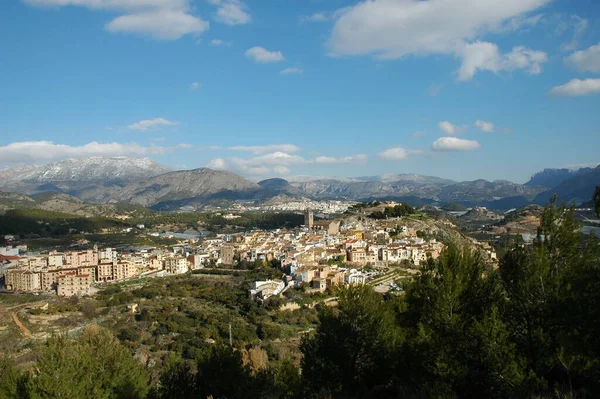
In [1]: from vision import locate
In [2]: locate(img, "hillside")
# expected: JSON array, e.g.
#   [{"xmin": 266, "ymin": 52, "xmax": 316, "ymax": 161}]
[
  {"xmin": 491, "ymin": 204, "xmax": 544, "ymax": 234},
  {"xmin": 111, "ymin": 168, "xmax": 263, "ymax": 208},
  {"xmin": 0, "ymin": 191, "xmax": 149, "ymax": 218},
  {"xmin": 438, "ymin": 180, "xmax": 545, "ymax": 205},
  {"xmin": 0, "ymin": 157, "xmax": 171, "ymax": 201},
  {"xmin": 533, "ymin": 166, "xmax": 600, "ymax": 205},
  {"xmin": 258, "ymin": 178, "xmax": 305, "ymax": 197},
  {"xmin": 0, "ymin": 157, "xmax": 595, "ymax": 210},
  {"xmin": 526, "ymin": 167, "xmax": 596, "ymax": 188}
]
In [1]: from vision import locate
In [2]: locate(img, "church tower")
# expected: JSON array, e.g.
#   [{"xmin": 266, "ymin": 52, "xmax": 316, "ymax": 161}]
[{"xmin": 304, "ymin": 209, "xmax": 314, "ymax": 229}]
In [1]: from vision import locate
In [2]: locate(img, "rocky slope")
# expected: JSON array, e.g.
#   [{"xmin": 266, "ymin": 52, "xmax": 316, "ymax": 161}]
[
  {"xmin": 0, "ymin": 157, "xmax": 171, "ymax": 201},
  {"xmin": 526, "ymin": 167, "xmax": 596, "ymax": 188},
  {"xmin": 257, "ymin": 178, "xmax": 305, "ymax": 197},
  {"xmin": 110, "ymin": 168, "xmax": 263, "ymax": 208},
  {"xmin": 0, "ymin": 157, "xmax": 596, "ymax": 210},
  {"xmin": 0, "ymin": 191, "xmax": 136, "ymax": 217},
  {"xmin": 533, "ymin": 165, "xmax": 600, "ymax": 205}
]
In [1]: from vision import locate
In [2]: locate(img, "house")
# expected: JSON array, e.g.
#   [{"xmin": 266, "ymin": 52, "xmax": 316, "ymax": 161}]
[
  {"xmin": 220, "ymin": 246, "xmax": 236, "ymax": 265},
  {"xmin": 57, "ymin": 272, "xmax": 93, "ymax": 297},
  {"xmin": 187, "ymin": 254, "xmax": 206, "ymax": 270},
  {"xmin": 347, "ymin": 248, "xmax": 368, "ymax": 265},
  {"xmin": 312, "ymin": 220, "xmax": 341, "ymax": 236},
  {"xmin": 0, "ymin": 255, "xmax": 20, "ymax": 279},
  {"xmin": 346, "ymin": 272, "xmax": 367, "ymax": 285},
  {"xmin": 0, "ymin": 246, "xmax": 19, "ymax": 256},
  {"xmin": 249, "ymin": 280, "xmax": 285, "ymax": 301},
  {"xmin": 312, "ymin": 278, "xmax": 327, "ymax": 291},
  {"xmin": 5, "ymin": 269, "xmax": 41, "ymax": 291},
  {"xmin": 165, "ymin": 256, "xmax": 188, "ymax": 274}
]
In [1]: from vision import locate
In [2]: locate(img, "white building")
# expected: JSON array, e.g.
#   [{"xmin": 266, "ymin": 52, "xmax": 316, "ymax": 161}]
[{"xmin": 165, "ymin": 256, "xmax": 189, "ymax": 274}]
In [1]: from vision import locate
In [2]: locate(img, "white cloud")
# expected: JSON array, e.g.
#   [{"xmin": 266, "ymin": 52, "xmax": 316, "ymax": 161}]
[
  {"xmin": 379, "ymin": 148, "xmax": 423, "ymax": 160},
  {"xmin": 280, "ymin": 67, "xmax": 303, "ymax": 75},
  {"xmin": 549, "ymin": 79, "xmax": 600, "ymax": 97},
  {"xmin": 245, "ymin": 47, "xmax": 285, "ymax": 63},
  {"xmin": 225, "ymin": 152, "xmax": 308, "ymax": 175},
  {"xmin": 228, "ymin": 144, "xmax": 300, "ymax": 154},
  {"xmin": 379, "ymin": 148, "xmax": 408, "ymax": 160},
  {"xmin": 209, "ymin": 151, "xmax": 367, "ymax": 175},
  {"xmin": 501, "ymin": 13, "xmax": 544, "ymax": 33},
  {"xmin": 273, "ymin": 166, "xmax": 290, "ymax": 175},
  {"xmin": 209, "ymin": 145, "xmax": 222, "ymax": 150},
  {"xmin": 190, "ymin": 82, "xmax": 201, "ymax": 90},
  {"xmin": 210, "ymin": 39, "xmax": 232, "ymax": 46},
  {"xmin": 127, "ymin": 118, "xmax": 179, "ymax": 131},
  {"xmin": 561, "ymin": 15, "xmax": 588, "ymax": 52},
  {"xmin": 300, "ymin": 12, "xmax": 328, "ymax": 23},
  {"xmin": 561, "ymin": 162, "xmax": 600, "ymax": 170},
  {"xmin": 432, "ymin": 137, "xmax": 481, "ymax": 152},
  {"xmin": 24, "ymin": 0, "xmax": 209, "ymax": 40},
  {"xmin": 457, "ymin": 42, "xmax": 548, "ymax": 81},
  {"xmin": 475, "ymin": 120, "xmax": 495, "ymax": 133},
  {"xmin": 208, "ymin": 158, "xmax": 227, "ymax": 169},
  {"xmin": 428, "ymin": 84, "xmax": 443, "ymax": 97},
  {"xmin": 209, "ymin": 0, "xmax": 251, "ymax": 25},
  {"xmin": 314, "ymin": 154, "xmax": 368, "ymax": 164},
  {"xmin": 0, "ymin": 141, "xmax": 170, "ymax": 164},
  {"xmin": 564, "ymin": 42, "xmax": 600, "ymax": 73},
  {"xmin": 438, "ymin": 121, "xmax": 467, "ymax": 135},
  {"xmin": 412, "ymin": 130, "xmax": 426, "ymax": 138},
  {"xmin": 327, "ymin": 0, "xmax": 549, "ymax": 80}
]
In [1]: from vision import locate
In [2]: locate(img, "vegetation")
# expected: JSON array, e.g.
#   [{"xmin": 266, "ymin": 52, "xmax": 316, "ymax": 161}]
[
  {"xmin": 0, "ymin": 209, "xmax": 131, "ymax": 236},
  {"xmin": 441, "ymin": 203, "xmax": 467, "ymax": 212},
  {"xmin": 1, "ymin": 199, "xmax": 599, "ymax": 398},
  {"xmin": 349, "ymin": 201, "xmax": 381, "ymax": 210},
  {"xmin": 368, "ymin": 203, "xmax": 415, "ymax": 220}
]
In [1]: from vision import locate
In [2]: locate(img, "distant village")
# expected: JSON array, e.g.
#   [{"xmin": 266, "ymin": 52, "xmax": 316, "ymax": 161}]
[{"xmin": 1, "ymin": 204, "xmax": 500, "ymax": 300}]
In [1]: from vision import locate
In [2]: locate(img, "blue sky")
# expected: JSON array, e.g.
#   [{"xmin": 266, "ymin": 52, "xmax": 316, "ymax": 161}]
[{"xmin": 0, "ymin": 0, "xmax": 599, "ymax": 183}]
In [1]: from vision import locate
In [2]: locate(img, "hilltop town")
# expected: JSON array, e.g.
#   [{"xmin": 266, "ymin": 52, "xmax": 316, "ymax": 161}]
[{"xmin": 1, "ymin": 202, "xmax": 500, "ymax": 301}]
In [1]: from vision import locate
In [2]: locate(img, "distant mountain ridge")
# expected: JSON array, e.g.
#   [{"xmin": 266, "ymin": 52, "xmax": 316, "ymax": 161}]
[
  {"xmin": 533, "ymin": 165, "xmax": 600, "ymax": 205},
  {"xmin": 0, "ymin": 157, "xmax": 597, "ymax": 210},
  {"xmin": 526, "ymin": 167, "xmax": 596, "ymax": 188},
  {"xmin": 0, "ymin": 157, "xmax": 170, "ymax": 185},
  {"xmin": 110, "ymin": 168, "xmax": 263, "ymax": 209},
  {"xmin": 0, "ymin": 157, "xmax": 171, "ymax": 201}
]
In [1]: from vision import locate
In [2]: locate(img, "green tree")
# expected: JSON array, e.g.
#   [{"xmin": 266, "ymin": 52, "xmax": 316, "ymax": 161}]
[
  {"xmin": 253, "ymin": 360, "xmax": 302, "ymax": 399},
  {"xmin": 0, "ymin": 357, "xmax": 26, "ymax": 399},
  {"xmin": 499, "ymin": 197, "xmax": 600, "ymax": 395},
  {"xmin": 402, "ymin": 244, "xmax": 521, "ymax": 397},
  {"xmin": 300, "ymin": 285, "xmax": 401, "ymax": 398},
  {"xmin": 151, "ymin": 355, "xmax": 196, "ymax": 399},
  {"xmin": 25, "ymin": 326, "xmax": 149, "ymax": 399},
  {"xmin": 195, "ymin": 344, "xmax": 252, "ymax": 399},
  {"xmin": 79, "ymin": 298, "xmax": 97, "ymax": 319}
]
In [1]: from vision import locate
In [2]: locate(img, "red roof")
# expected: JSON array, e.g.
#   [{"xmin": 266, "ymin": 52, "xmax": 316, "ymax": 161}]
[{"xmin": 0, "ymin": 255, "xmax": 20, "ymax": 261}]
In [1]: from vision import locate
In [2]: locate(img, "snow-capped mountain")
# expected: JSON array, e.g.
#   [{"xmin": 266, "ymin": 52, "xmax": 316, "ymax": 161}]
[
  {"xmin": 0, "ymin": 157, "xmax": 170, "ymax": 185},
  {"xmin": 0, "ymin": 157, "xmax": 171, "ymax": 201}
]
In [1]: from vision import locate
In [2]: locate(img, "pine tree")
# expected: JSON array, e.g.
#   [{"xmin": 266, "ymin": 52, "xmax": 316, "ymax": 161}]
[{"xmin": 300, "ymin": 285, "xmax": 401, "ymax": 398}]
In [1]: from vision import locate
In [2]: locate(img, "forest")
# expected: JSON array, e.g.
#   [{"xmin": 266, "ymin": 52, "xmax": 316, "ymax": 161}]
[{"xmin": 1, "ymin": 198, "xmax": 600, "ymax": 398}]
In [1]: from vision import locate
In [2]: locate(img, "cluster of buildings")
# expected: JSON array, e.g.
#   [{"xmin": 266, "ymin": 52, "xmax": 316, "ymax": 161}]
[
  {"xmin": 1, "ymin": 245, "xmax": 204, "ymax": 296},
  {"xmin": 1, "ymin": 207, "xmax": 447, "ymax": 299}
]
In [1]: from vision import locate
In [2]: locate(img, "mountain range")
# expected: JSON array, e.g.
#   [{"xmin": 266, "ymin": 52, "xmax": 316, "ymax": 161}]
[{"xmin": 0, "ymin": 157, "xmax": 597, "ymax": 210}]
